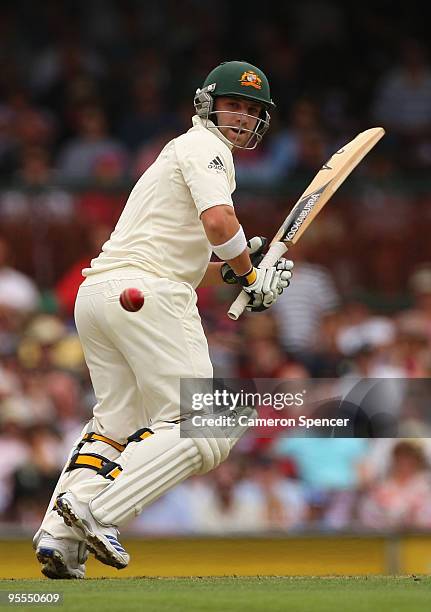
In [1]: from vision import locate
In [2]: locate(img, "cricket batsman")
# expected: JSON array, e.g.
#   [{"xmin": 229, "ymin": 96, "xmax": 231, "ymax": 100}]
[{"xmin": 33, "ymin": 60, "xmax": 294, "ymax": 578}]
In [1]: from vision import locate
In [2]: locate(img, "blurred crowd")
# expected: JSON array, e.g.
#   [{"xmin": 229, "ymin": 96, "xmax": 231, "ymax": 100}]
[
  {"xmin": 1, "ymin": 1, "xmax": 431, "ymax": 534},
  {"xmin": 1, "ymin": 1, "xmax": 431, "ymax": 190},
  {"xmin": 1, "ymin": 223, "xmax": 431, "ymax": 533}
]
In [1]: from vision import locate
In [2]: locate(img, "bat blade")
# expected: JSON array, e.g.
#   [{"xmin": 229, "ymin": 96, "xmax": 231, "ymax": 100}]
[
  {"xmin": 273, "ymin": 127, "xmax": 385, "ymax": 246},
  {"xmin": 228, "ymin": 127, "xmax": 385, "ymax": 320}
]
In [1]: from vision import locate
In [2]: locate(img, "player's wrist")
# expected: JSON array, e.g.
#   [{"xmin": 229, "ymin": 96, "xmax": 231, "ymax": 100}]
[{"xmin": 237, "ymin": 266, "xmax": 258, "ymax": 288}]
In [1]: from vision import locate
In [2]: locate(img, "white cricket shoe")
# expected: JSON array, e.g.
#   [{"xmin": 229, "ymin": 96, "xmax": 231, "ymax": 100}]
[
  {"xmin": 34, "ymin": 531, "xmax": 87, "ymax": 579},
  {"xmin": 55, "ymin": 491, "xmax": 129, "ymax": 570}
]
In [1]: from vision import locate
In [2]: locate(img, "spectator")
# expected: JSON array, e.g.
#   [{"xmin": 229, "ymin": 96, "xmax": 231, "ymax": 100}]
[
  {"xmin": 372, "ymin": 40, "xmax": 431, "ymax": 170},
  {"xmin": 273, "ymin": 435, "xmax": 368, "ymax": 529},
  {"xmin": 54, "ymin": 224, "xmax": 112, "ymax": 317},
  {"xmin": 372, "ymin": 40, "xmax": 431, "ymax": 136},
  {"xmin": 14, "ymin": 146, "xmax": 53, "ymax": 188},
  {"xmin": 30, "ymin": 36, "xmax": 105, "ymax": 113},
  {"xmin": 239, "ymin": 337, "xmax": 308, "ymax": 378},
  {"xmin": 187, "ymin": 458, "xmax": 307, "ymax": 533},
  {"xmin": 9, "ymin": 425, "xmax": 64, "ymax": 527},
  {"xmin": 335, "ymin": 300, "xmax": 397, "ymax": 368},
  {"xmin": 272, "ymin": 243, "xmax": 339, "ymax": 370},
  {"xmin": 57, "ymin": 106, "xmax": 128, "ymax": 182},
  {"xmin": 273, "ymin": 436, "xmax": 368, "ymax": 493},
  {"xmin": 398, "ymin": 263, "xmax": 431, "ymax": 345},
  {"xmin": 0, "ymin": 89, "xmax": 56, "ymax": 180},
  {"xmin": 118, "ymin": 76, "xmax": 181, "ymax": 151},
  {"xmin": 0, "ymin": 411, "xmax": 31, "ymax": 517},
  {"xmin": 18, "ymin": 314, "xmax": 85, "ymax": 377},
  {"xmin": 358, "ymin": 440, "xmax": 431, "ymax": 529},
  {"xmin": 0, "ymin": 236, "xmax": 40, "ymax": 315}
]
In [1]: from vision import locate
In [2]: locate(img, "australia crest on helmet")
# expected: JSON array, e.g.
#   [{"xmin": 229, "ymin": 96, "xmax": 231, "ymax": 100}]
[{"xmin": 239, "ymin": 70, "xmax": 262, "ymax": 90}]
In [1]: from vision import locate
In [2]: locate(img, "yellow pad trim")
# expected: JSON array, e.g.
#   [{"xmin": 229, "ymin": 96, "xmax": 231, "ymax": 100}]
[
  {"xmin": 109, "ymin": 467, "xmax": 122, "ymax": 479},
  {"xmin": 75, "ymin": 454, "xmax": 104, "ymax": 469},
  {"xmin": 140, "ymin": 431, "xmax": 153, "ymax": 440},
  {"xmin": 84, "ymin": 433, "xmax": 126, "ymax": 452}
]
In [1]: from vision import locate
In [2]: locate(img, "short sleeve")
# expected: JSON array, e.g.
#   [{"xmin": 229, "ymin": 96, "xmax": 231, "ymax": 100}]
[{"xmin": 175, "ymin": 136, "xmax": 234, "ymax": 216}]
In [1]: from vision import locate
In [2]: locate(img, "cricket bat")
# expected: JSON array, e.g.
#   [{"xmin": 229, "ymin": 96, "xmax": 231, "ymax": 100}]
[{"xmin": 228, "ymin": 127, "xmax": 385, "ymax": 320}]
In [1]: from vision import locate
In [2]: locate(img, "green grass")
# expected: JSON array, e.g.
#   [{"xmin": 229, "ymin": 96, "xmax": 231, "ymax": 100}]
[{"xmin": 0, "ymin": 576, "xmax": 430, "ymax": 612}]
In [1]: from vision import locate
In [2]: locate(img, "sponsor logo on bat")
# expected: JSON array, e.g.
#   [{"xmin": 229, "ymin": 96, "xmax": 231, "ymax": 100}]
[
  {"xmin": 321, "ymin": 148, "xmax": 345, "ymax": 171},
  {"xmin": 282, "ymin": 184, "xmax": 328, "ymax": 242}
]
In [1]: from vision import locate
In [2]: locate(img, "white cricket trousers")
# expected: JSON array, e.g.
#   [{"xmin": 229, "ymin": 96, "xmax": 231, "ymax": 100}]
[
  {"xmin": 39, "ymin": 266, "xmax": 212, "ymax": 538},
  {"xmin": 75, "ymin": 267, "xmax": 212, "ymax": 436}
]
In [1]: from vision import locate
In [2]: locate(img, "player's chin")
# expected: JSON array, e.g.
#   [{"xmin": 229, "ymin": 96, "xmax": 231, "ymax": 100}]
[{"xmin": 228, "ymin": 128, "xmax": 249, "ymax": 146}]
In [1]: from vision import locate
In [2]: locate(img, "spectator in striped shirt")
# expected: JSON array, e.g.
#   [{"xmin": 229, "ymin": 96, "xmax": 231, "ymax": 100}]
[{"xmin": 271, "ymin": 243, "xmax": 339, "ymax": 373}]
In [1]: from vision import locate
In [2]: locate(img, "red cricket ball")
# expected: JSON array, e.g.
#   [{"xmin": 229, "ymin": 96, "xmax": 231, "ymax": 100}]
[{"xmin": 119, "ymin": 287, "xmax": 145, "ymax": 312}]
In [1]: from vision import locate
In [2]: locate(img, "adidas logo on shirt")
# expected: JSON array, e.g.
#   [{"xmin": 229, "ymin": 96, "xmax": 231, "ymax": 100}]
[{"xmin": 208, "ymin": 156, "xmax": 226, "ymax": 173}]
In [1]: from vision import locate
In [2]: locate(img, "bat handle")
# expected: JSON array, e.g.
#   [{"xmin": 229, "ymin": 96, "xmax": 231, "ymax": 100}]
[{"xmin": 227, "ymin": 241, "xmax": 288, "ymax": 320}]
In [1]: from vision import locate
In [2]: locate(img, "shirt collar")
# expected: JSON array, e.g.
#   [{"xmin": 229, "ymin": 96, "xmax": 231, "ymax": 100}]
[{"xmin": 191, "ymin": 115, "xmax": 234, "ymax": 151}]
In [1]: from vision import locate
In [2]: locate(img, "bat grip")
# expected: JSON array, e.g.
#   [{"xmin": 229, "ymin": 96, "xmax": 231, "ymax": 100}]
[{"xmin": 227, "ymin": 241, "xmax": 288, "ymax": 320}]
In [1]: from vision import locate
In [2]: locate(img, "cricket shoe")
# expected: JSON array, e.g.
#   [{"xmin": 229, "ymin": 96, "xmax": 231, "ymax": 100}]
[
  {"xmin": 55, "ymin": 491, "xmax": 129, "ymax": 570},
  {"xmin": 35, "ymin": 531, "xmax": 88, "ymax": 579}
]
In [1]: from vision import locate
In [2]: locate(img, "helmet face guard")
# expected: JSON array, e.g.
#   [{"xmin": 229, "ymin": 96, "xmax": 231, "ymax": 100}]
[
  {"xmin": 194, "ymin": 85, "xmax": 270, "ymax": 150},
  {"xmin": 194, "ymin": 61, "xmax": 275, "ymax": 150}
]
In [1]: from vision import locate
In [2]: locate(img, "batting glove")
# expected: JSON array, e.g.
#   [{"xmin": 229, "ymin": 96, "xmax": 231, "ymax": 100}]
[{"xmin": 238, "ymin": 260, "xmax": 294, "ymax": 312}]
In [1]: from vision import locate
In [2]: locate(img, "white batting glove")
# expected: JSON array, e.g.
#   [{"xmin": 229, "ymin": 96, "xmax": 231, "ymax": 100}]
[
  {"xmin": 274, "ymin": 258, "xmax": 294, "ymax": 287},
  {"xmin": 238, "ymin": 260, "xmax": 294, "ymax": 312}
]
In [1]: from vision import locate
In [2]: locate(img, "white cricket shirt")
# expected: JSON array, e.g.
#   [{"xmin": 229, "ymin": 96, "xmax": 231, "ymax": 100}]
[{"xmin": 83, "ymin": 116, "xmax": 236, "ymax": 288}]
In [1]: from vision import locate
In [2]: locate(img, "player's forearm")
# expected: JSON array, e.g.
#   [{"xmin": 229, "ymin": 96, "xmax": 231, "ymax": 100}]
[
  {"xmin": 224, "ymin": 250, "xmax": 253, "ymax": 276},
  {"xmin": 201, "ymin": 205, "xmax": 252, "ymax": 276}
]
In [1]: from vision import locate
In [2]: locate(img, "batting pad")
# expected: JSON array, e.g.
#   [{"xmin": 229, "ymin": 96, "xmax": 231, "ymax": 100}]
[{"xmin": 89, "ymin": 426, "xmax": 231, "ymax": 526}]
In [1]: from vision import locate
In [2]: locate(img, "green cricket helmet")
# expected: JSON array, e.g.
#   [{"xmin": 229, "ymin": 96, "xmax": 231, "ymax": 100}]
[{"xmin": 194, "ymin": 60, "xmax": 275, "ymax": 149}]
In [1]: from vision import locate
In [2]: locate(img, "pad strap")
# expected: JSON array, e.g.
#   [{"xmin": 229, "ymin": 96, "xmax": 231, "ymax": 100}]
[
  {"xmin": 98, "ymin": 461, "xmax": 123, "ymax": 481},
  {"xmin": 66, "ymin": 452, "xmax": 108, "ymax": 473},
  {"xmin": 82, "ymin": 432, "xmax": 126, "ymax": 452},
  {"xmin": 127, "ymin": 427, "xmax": 154, "ymax": 443}
]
